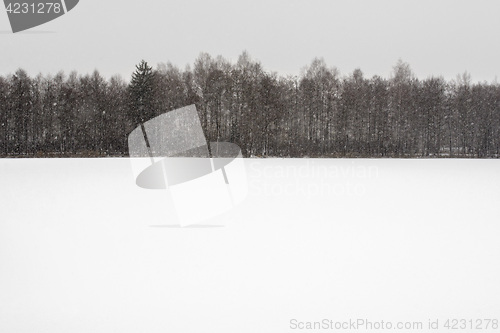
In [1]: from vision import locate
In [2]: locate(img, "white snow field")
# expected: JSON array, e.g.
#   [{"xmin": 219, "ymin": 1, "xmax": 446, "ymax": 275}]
[{"xmin": 1, "ymin": 158, "xmax": 499, "ymax": 333}]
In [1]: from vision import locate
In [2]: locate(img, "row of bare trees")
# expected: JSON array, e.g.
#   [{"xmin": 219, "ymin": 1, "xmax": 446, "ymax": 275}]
[
  {"xmin": 1, "ymin": 52, "xmax": 500, "ymax": 158},
  {"xmin": 0, "ymin": 70, "xmax": 129, "ymax": 156}
]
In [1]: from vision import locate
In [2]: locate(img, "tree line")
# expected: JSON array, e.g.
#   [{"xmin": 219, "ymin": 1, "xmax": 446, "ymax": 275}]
[{"xmin": 1, "ymin": 52, "xmax": 500, "ymax": 158}]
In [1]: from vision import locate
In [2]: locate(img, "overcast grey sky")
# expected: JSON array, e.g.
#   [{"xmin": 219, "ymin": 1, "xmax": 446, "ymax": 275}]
[{"xmin": 1, "ymin": 0, "xmax": 500, "ymax": 82}]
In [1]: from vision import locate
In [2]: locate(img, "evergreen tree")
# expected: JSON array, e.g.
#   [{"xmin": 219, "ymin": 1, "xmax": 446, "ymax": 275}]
[{"xmin": 128, "ymin": 60, "xmax": 156, "ymax": 125}]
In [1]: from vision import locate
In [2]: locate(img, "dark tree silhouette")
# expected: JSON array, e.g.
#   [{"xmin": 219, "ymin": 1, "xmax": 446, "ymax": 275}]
[{"xmin": 128, "ymin": 60, "xmax": 156, "ymax": 125}]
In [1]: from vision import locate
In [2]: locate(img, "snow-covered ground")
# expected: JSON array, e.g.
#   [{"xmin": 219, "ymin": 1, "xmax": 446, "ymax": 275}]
[{"xmin": 1, "ymin": 158, "xmax": 499, "ymax": 333}]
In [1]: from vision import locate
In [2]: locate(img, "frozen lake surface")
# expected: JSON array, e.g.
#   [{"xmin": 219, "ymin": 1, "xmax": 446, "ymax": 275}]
[{"xmin": 1, "ymin": 158, "xmax": 499, "ymax": 332}]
